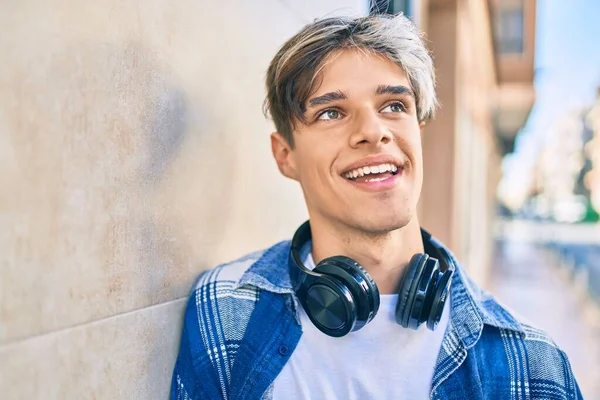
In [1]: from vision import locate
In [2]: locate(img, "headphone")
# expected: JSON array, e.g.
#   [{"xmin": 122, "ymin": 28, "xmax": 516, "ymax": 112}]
[{"xmin": 289, "ymin": 220, "xmax": 455, "ymax": 337}]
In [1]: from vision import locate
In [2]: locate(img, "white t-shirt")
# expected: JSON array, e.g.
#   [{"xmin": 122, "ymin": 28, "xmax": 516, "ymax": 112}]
[{"xmin": 273, "ymin": 253, "xmax": 450, "ymax": 400}]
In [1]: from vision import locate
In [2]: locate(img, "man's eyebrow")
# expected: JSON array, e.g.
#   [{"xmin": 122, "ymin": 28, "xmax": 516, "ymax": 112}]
[
  {"xmin": 376, "ymin": 85, "xmax": 415, "ymax": 98},
  {"xmin": 307, "ymin": 90, "xmax": 347, "ymax": 108}
]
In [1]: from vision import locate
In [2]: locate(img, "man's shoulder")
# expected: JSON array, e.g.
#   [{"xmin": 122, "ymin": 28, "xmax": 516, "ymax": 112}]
[
  {"xmin": 184, "ymin": 239, "xmax": 293, "ymax": 311},
  {"xmin": 476, "ymin": 292, "xmax": 565, "ymax": 352},
  {"xmin": 455, "ymin": 269, "xmax": 566, "ymax": 355},
  {"xmin": 192, "ymin": 248, "xmax": 267, "ymax": 292},
  {"xmin": 474, "ymin": 295, "xmax": 578, "ymax": 392},
  {"xmin": 179, "ymin": 246, "xmax": 275, "ymax": 352},
  {"xmin": 173, "ymin": 243, "xmax": 292, "ymax": 399},
  {"xmin": 507, "ymin": 316, "xmax": 573, "ymax": 378},
  {"xmin": 450, "ymin": 266, "xmax": 573, "ymax": 374},
  {"xmin": 477, "ymin": 292, "xmax": 559, "ymax": 345},
  {"xmin": 184, "ymin": 247, "xmax": 268, "ymax": 315}
]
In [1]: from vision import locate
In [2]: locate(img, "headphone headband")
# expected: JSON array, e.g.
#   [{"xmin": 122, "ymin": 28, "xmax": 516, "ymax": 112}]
[{"xmin": 289, "ymin": 220, "xmax": 315, "ymax": 291}]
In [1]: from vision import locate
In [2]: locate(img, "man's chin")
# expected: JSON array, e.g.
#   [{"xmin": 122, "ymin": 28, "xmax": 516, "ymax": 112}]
[{"xmin": 349, "ymin": 214, "xmax": 413, "ymax": 235}]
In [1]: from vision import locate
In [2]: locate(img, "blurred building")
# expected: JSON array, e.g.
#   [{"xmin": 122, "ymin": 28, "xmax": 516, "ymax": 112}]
[
  {"xmin": 408, "ymin": 0, "xmax": 537, "ymax": 286},
  {"xmin": 587, "ymin": 89, "xmax": 600, "ymax": 214},
  {"xmin": 530, "ymin": 109, "xmax": 590, "ymax": 222},
  {"xmin": 516, "ymin": 94, "xmax": 600, "ymax": 224},
  {"xmin": 491, "ymin": 0, "xmax": 537, "ymax": 155}
]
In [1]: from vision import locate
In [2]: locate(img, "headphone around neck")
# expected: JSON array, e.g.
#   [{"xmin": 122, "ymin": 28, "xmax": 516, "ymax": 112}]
[{"xmin": 289, "ymin": 220, "xmax": 455, "ymax": 337}]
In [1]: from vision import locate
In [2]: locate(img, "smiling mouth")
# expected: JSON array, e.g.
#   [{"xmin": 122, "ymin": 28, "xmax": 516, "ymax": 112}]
[{"xmin": 341, "ymin": 163, "xmax": 401, "ymax": 182}]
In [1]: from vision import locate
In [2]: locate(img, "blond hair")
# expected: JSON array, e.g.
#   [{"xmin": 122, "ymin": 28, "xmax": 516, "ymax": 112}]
[{"xmin": 264, "ymin": 13, "xmax": 437, "ymax": 146}]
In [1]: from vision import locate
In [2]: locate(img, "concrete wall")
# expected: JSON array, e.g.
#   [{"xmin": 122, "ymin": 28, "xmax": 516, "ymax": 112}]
[{"xmin": 0, "ymin": 1, "xmax": 366, "ymax": 398}]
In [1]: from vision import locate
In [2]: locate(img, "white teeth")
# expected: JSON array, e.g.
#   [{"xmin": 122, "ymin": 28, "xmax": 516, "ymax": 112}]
[
  {"xmin": 365, "ymin": 176, "xmax": 387, "ymax": 182},
  {"xmin": 343, "ymin": 162, "xmax": 400, "ymax": 180}
]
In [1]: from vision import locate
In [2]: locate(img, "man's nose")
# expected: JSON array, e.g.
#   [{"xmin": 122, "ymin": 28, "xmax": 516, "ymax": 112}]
[{"xmin": 348, "ymin": 110, "xmax": 393, "ymax": 148}]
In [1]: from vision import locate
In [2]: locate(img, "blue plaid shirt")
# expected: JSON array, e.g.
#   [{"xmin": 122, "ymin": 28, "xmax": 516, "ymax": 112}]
[{"xmin": 171, "ymin": 237, "xmax": 582, "ymax": 399}]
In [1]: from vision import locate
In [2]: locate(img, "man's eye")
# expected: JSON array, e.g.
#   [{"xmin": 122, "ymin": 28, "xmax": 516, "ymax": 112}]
[
  {"xmin": 318, "ymin": 109, "xmax": 341, "ymax": 121},
  {"xmin": 381, "ymin": 102, "xmax": 406, "ymax": 113}
]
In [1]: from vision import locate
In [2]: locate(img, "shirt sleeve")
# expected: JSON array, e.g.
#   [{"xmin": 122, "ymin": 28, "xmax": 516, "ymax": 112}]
[
  {"xmin": 171, "ymin": 321, "xmax": 199, "ymax": 399},
  {"xmin": 560, "ymin": 350, "xmax": 584, "ymax": 400},
  {"xmin": 170, "ymin": 287, "xmax": 218, "ymax": 400}
]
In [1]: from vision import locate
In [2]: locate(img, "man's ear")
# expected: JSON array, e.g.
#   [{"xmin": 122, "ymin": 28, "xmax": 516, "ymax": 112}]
[
  {"xmin": 419, "ymin": 122, "xmax": 426, "ymax": 134},
  {"xmin": 270, "ymin": 132, "xmax": 299, "ymax": 181}
]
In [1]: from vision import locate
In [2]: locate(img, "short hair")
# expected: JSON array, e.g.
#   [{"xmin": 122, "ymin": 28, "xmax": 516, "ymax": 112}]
[{"xmin": 264, "ymin": 13, "xmax": 438, "ymax": 147}]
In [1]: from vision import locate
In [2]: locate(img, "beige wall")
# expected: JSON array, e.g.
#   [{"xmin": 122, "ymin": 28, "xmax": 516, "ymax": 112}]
[
  {"xmin": 419, "ymin": 0, "xmax": 499, "ymax": 287},
  {"xmin": 419, "ymin": 0, "xmax": 459, "ymax": 250},
  {"xmin": 0, "ymin": 1, "xmax": 366, "ymax": 398}
]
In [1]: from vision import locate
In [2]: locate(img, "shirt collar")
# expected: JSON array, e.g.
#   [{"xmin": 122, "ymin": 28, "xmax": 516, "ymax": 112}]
[
  {"xmin": 235, "ymin": 232, "xmax": 525, "ymax": 344},
  {"xmin": 234, "ymin": 240, "xmax": 297, "ymax": 294}
]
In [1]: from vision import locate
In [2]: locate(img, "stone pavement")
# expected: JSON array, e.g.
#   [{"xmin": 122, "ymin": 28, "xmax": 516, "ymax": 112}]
[{"xmin": 489, "ymin": 239, "xmax": 600, "ymax": 400}]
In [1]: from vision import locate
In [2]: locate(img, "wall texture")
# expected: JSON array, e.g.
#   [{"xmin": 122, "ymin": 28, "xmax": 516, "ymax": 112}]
[{"xmin": 0, "ymin": 1, "xmax": 366, "ymax": 398}]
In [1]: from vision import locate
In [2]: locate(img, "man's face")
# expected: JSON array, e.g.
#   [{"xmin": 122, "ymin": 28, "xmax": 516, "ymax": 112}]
[{"xmin": 272, "ymin": 49, "xmax": 424, "ymax": 234}]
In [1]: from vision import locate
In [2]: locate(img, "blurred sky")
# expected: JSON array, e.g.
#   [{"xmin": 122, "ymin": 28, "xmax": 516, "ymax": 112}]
[{"xmin": 501, "ymin": 0, "xmax": 600, "ymax": 200}]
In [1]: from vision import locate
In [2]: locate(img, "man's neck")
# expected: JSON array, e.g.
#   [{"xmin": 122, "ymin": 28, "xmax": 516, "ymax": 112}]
[{"xmin": 309, "ymin": 217, "xmax": 425, "ymax": 294}]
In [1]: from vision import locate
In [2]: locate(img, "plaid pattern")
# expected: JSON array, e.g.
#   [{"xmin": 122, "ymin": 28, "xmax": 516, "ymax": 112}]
[
  {"xmin": 195, "ymin": 271, "xmax": 256, "ymax": 398},
  {"xmin": 171, "ymin": 239, "xmax": 582, "ymax": 399}
]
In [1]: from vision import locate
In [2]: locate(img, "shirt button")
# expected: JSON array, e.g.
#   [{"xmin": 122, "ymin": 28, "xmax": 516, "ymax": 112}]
[{"xmin": 278, "ymin": 344, "xmax": 289, "ymax": 356}]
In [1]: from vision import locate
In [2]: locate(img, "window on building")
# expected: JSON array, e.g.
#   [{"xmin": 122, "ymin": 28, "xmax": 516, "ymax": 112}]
[
  {"xmin": 494, "ymin": 2, "xmax": 525, "ymax": 54},
  {"xmin": 370, "ymin": 0, "xmax": 411, "ymax": 17}
]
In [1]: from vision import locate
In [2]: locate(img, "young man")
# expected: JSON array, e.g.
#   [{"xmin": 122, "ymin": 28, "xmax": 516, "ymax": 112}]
[{"xmin": 171, "ymin": 14, "xmax": 582, "ymax": 400}]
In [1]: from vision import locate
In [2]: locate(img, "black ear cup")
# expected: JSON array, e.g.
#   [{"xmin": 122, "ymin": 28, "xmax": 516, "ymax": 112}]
[
  {"xmin": 313, "ymin": 256, "xmax": 380, "ymax": 331},
  {"xmin": 426, "ymin": 268, "xmax": 453, "ymax": 330},
  {"xmin": 301, "ymin": 274, "xmax": 358, "ymax": 337},
  {"xmin": 395, "ymin": 253, "xmax": 429, "ymax": 328},
  {"xmin": 395, "ymin": 253, "xmax": 453, "ymax": 331}
]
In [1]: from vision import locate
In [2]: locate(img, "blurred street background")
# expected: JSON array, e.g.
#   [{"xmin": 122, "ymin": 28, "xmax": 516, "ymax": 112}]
[{"xmin": 1, "ymin": 0, "xmax": 599, "ymax": 398}]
